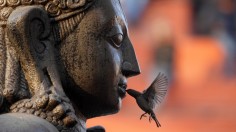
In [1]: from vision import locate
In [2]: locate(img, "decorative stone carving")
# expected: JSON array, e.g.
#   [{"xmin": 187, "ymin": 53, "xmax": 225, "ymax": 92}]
[{"xmin": 0, "ymin": 0, "xmax": 141, "ymax": 131}]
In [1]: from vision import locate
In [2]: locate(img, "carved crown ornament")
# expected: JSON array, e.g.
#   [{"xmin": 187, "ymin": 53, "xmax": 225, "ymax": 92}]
[{"xmin": 0, "ymin": 0, "xmax": 94, "ymax": 24}]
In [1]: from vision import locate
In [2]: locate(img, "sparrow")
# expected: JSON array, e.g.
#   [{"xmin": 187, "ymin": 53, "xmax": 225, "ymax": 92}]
[{"xmin": 126, "ymin": 73, "xmax": 168, "ymax": 127}]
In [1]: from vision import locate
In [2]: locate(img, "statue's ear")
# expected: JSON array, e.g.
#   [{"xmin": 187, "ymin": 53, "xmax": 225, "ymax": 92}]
[
  {"xmin": 6, "ymin": 6, "xmax": 54, "ymax": 93},
  {"xmin": 6, "ymin": 7, "xmax": 76, "ymax": 126}
]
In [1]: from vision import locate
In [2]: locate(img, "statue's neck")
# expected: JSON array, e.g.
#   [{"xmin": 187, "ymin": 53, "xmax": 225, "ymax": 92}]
[
  {"xmin": 74, "ymin": 118, "xmax": 86, "ymax": 132},
  {"xmin": 72, "ymin": 101, "xmax": 87, "ymax": 132}
]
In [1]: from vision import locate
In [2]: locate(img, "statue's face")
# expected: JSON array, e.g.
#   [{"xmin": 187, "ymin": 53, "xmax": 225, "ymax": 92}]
[{"xmin": 59, "ymin": 0, "xmax": 140, "ymax": 118}]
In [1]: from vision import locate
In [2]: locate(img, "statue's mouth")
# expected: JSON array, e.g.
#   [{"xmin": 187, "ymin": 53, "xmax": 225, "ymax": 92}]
[
  {"xmin": 118, "ymin": 79, "xmax": 127, "ymax": 99},
  {"xmin": 118, "ymin": 83, "xmax": 127, "ymax": 99},
  {"xmin": 118, "ymin": 84, "xmax": 127, "ymax": 99}
]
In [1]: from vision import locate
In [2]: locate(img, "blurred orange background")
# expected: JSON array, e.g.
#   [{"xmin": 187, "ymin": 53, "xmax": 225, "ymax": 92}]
[{"xmin": 87, "ymin": 0, "xmax": 236, "ymax": 132}]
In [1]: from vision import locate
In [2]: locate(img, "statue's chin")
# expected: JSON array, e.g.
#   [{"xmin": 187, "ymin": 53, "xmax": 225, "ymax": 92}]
[
  {"xmin": 62, "ymin": 78, "xmax": 122, "ymax": 118},
  {"xmin": 83, "ymin": 97, "xmax": 121, "ymax": 119},
  {"xmin": 118, "ymin": 98, "xmax": 122, "ymax": 110},
  {"xmin": 67, "ymin": 89, "xmax": 121, "ymax": 119}
]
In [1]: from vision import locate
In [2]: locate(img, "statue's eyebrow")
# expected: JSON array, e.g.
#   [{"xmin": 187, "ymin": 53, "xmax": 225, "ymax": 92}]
[{"xmin": 106, "ymin": 16, "xmax": 127, "ymax": 36}]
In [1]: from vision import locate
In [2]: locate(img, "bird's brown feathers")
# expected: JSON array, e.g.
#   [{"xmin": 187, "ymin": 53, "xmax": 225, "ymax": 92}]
[{"xmin": 143, "ymin": 73, "xmax": 168, "ymax": 110}]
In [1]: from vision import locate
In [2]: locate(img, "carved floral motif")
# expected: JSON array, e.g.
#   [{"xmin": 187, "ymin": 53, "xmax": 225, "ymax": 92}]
[{"xmin": 0, "ymin": 0, "xmax": 93, "ymax": 21}]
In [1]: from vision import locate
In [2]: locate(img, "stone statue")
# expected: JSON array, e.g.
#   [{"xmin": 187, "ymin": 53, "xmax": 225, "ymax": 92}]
[{"xmin": 0, "ymin": 0, "xmax": 140, "ymax": 131}]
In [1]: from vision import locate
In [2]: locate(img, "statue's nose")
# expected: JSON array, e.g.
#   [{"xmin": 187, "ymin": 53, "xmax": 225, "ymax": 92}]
[{"xmin": 121, "ymin": 38, "xmax": 141, "ymax": 77}]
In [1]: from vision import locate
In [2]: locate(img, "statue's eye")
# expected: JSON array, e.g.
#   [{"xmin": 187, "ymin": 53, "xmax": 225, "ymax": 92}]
[{"xmin": 110, "ymin": 33, "xmax": 123, "ymax": 48}]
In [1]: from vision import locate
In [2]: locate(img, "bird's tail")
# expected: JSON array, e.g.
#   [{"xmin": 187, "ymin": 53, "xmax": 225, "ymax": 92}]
[{"xmin": 151, "ymin": 111, "xmax": 161, "ymax": 127}]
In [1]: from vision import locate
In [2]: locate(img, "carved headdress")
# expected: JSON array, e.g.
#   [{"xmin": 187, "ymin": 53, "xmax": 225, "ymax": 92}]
[
  {"xmin": 0, "ymin": 0, "xmax": 94, "ymax": 19},
  {"xmin": 0, "ymin": 0, "xmax": 94, "ymax": 39}
]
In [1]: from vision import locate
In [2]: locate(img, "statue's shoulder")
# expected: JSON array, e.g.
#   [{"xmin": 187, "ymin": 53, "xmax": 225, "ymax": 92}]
[{"xmin": 0, "ymin": 113, "xmax": 59, "ymax": 132}]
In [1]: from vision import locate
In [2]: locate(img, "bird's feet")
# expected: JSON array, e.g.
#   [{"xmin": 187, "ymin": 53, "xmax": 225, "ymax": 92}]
[
  {"xmin": 140, "ymin": 113, "xmax": 147, "ymax": 120},
  {"xmin": 149, "ymin": 115, "xmax": 152, "ymax": 123}
]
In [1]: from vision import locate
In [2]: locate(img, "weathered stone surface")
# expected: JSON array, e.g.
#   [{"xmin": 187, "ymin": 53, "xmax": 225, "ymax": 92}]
[{"xmin": 0, "ymin": 0, "xmax": 140, "ymax": 131}]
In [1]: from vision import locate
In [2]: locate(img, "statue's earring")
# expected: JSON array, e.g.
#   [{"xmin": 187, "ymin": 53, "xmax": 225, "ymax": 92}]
[
  {"xmin": 6, "ymin": 6, "xmax": 77, "ymax": 129},
  {"xmin": 7, "ymin": 6, "xmax": 51, "ymax": 93}
]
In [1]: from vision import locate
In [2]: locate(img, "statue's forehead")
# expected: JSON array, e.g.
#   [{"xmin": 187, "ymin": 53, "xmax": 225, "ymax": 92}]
[
  {"xmin": 111, "ymin": 0, "xmax": 127, "ymax": 25},
  {"xmin": 95, "ymin": 0, "xmax": 127, "ymax": 29}
]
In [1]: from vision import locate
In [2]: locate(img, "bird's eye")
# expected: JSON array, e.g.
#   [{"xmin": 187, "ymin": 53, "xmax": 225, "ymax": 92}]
[{"xmin": 110, "ymin": 33, "xmax": 123, "ymax": 48}]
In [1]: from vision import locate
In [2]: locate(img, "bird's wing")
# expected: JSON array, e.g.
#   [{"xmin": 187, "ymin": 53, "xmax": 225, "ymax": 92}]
[{"xmin": 143, "ymin": 73, "xmax": 168, "ymax": 110}]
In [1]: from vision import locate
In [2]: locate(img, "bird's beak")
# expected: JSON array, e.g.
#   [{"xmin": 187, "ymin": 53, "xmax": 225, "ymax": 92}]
[
  {"xmin": 126, "ymin": 89, "xmax": 130, "ymax": 94},
  {"xmin": 126, "ymin": 89, "xmax": 130, "ymax": 92}
]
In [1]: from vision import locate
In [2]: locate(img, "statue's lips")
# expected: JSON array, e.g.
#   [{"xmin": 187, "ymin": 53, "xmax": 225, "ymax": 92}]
[{"xmin": 118, "ymin": 84, "xmax": 127, "ymax": 99}]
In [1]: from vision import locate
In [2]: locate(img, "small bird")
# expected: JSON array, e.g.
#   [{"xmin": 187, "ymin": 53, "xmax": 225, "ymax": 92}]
[{"xmin": 126, "ymin": 73, "xmax": 168, "ymax": 127}]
